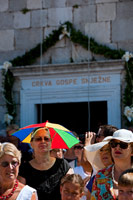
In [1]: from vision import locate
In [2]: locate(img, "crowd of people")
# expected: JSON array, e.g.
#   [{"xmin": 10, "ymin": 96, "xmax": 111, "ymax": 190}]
[{"xmin": 0, "ymin": 123, "xmax": 132, "ymax": 200}]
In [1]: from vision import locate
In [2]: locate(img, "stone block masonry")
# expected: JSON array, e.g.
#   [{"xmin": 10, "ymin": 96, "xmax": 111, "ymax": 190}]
[
  {"xmin": 0, "ymin": 30, "xmax": 14, "ymax": 51},
  {"xmin": 0, "ymin": 0, "xmax": 8, "ymax": 12},
  {"xmin": 97, "ymin": 3, "xmax": 116, "ymax": 21},
  {"xmin": 0, "ymin": 0, "xmax": 133, "ymax": 63},
  {"xmin": 14, "ymin": 12, "xmax": 30, "ymax": 29}
]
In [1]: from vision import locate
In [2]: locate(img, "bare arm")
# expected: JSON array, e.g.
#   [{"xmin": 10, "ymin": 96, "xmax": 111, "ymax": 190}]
[
  {"xmin": 80, "ymin": 132, "xmax": 96, "ymax": 173},
  {"xmin": 31, "ymin": 192, "xmax": 38, "ymax": 200}
]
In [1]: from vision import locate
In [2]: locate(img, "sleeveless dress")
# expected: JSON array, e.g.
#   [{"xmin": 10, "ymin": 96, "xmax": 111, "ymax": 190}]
[{"xmin": 16, "ymin": 185, "xmax": 38, "ymax": 200}]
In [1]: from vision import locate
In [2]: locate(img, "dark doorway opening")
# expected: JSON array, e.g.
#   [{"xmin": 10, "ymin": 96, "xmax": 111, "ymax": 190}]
[
  {"xmin": 37, "ymin": 101, "xmax": 107, "ymax": 141},
  {"xmin": 89, "ymin": 101, "xmax": 107, "ymax": 133}
]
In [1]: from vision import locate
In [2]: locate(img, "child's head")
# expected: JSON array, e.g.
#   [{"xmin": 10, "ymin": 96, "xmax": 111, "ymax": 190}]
[
  {"xmin": 118, "ymin": 168, "xmax": 133, "ymax": 200},
  {"xmin": 60, "ymin": 174, "xmax": 84, "ymax": 200}
]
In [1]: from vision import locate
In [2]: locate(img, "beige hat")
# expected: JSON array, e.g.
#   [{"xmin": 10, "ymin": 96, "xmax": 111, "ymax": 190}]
[{"xmin": 84, "ymin": 141, "xmax": 108, "ymax": 171}]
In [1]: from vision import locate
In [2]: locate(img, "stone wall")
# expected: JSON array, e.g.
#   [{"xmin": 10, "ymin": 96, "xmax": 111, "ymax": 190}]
[
  {"xmin": 0, "ymin": 0, "xmax": 133, "ymax": 64},
  {"xmin": 0, "ymin": 0, "xmax": 132, "ymax": 128}
]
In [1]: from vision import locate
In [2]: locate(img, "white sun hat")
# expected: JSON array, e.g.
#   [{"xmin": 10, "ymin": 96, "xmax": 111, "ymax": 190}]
[
  {"xmin": 84, "ymin": 141, "xmax": 108, "ymax": 171},
  {"xmin": 103, "ymin": 129, "xmax": 133, "ymax": 143}
]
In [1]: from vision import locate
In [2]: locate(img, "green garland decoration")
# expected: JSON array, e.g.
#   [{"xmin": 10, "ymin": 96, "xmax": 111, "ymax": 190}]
[
  {"xmin": 123, "ymin": 58, "xmax": 133, "ymax": 126},
  {"xmin": 2, "ymin": 69, "xmax": 16, "ymax": 124},
  {"xmin": 124, "ymin": 60, "xmax": 133, "ymax": 105},
  {"xmin": 2, "ymin": 21, "xmax": 132, "ymax": 126}
]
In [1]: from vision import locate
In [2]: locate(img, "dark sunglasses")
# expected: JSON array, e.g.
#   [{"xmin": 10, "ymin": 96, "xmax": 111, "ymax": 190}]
[
  {"xmin": 0, "ymin": 161, "xmax": 19, "ymax": 168},
  {"xmin": 110, "ymin": 141, "xmax": 129, "ymax": 149},
  {"xmin": 34, "ymin": 136, "xmax": 51, "ymax": 142},
  {"xmin": 74, "ymin": 145, "xmax": 84, "ymax": 150}
]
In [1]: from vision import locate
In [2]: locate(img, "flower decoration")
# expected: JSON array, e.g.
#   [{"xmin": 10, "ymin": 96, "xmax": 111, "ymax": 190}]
[
  {"xmin": 59, "ymin": 24, "xmax": 70, "ymax": 40},
  {"xmin": 122, "ymin": 51, "xmax": 133, "ymax": 62},
  {"xmin": 4, "ymin": 113, "xmax": 13, "ymax": 125},
  {"xmin": 124, "ymin": 106, "xmax": 133, "ymax": 122},
  {"xmin": 3, "ymin": 61, "xmax": 12, "ymax": 72}
]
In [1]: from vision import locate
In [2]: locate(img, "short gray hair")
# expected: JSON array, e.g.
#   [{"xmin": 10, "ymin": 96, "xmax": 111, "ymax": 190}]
[{"xmin": 0, "ymin": 142, "xmax": 21, "ymax": 163}]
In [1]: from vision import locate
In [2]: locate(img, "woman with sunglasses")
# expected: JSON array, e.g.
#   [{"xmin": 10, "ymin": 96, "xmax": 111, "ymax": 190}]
[
  {"xmin": 86, "ymin": 129, "xmax": 133, "ymax": 200},
  {"xmin": 73, "ymin": 144, "xmax": 84, "ymax": 166},
  {"xmin": 0, "ymin": 142, "xmax": 38, "ymax": 200},
  {"xmin": 18, "ymin": 127, "xmax": 73, "ymax": 200}
]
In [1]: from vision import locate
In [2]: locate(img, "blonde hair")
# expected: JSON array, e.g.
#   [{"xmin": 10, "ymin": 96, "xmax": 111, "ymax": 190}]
[
  {"xmin": 118, "ymin": 168, "xmax": 133, "ymax": 187},
  {"xmin": 31, "ymin": 127, "xmax": 51, "ymax": 141},
  {"xmin": 100, "ymin": 143, "xmax": 111, "ymax": 152},
  {"xmin": 60, "ymin": 174, "xmax": 84, "ymax": 193},
  {"xmin": 0, "ymin": 142, "xmax": 21, "ymax": 163}
]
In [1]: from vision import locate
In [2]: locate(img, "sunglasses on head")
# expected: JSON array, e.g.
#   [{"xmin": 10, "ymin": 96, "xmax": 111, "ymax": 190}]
[
  {"xmin": 74, "ymin": 145, "xmax": 83, "ymax": 150},
  {"xmin": 0, "ymin": 161, "xmax": 19, "ymax": 168},
  {"xmin": 110, "ymin": 140, "xmax": 129, "ymax": 149},
  {"xmin": 33, "ymin": 136, "xmax": 51, "ymax": 142}
]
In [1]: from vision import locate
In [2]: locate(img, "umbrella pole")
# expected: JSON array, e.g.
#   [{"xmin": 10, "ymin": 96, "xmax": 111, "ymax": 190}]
[
  {"xmin": 39, "ymin": 4, "xmax": 43, "ymax": 123},
  {"xmin": 87, "ymin": 37, "xmax": 91, "ymax": 131}
]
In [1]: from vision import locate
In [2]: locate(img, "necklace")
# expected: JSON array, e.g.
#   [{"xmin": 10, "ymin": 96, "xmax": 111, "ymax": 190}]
[
  {"xmin": 112, "ymin": 165, "xmax": 118, "ymax": 186},
  {"xmin": 0, "ymin": 179, "xmax": 18, "ymax": 200}
]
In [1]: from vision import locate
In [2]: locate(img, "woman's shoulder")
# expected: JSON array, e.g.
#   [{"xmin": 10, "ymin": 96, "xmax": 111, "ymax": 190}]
[
  {"xmin": 16, "ymin": 182, "xmax": 37, "ymax": 200},
  {"xmin": 55, "ymin": 158, "xmax": 70, "ymax": 166},
  {"xmin": 53, "ymin": 158, "xmax": 71, "ymax": 172},
  {"xmin": 17, "ymin": 181, "xmax": 36, "ymax": 190},
  {"xmin": 17, "ymin": 181, "xmax": 25, "ymax": 191}
]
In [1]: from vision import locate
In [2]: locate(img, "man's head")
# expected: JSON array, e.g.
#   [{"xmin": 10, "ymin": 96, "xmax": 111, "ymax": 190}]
[{"xmin": 96, "ymin": 125, "xmax": 118, "ymax": 142}]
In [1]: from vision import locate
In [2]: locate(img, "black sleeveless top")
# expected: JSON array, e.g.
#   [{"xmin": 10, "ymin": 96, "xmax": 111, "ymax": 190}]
[{"xmin": 19, "ymin": 158, "xmax": 70, "ymax": 200}]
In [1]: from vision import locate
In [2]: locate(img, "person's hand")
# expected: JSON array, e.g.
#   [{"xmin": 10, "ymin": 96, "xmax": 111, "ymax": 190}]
[{"xmin": 85, "ymin": 132, "xmax": 96, "ymax": 146}]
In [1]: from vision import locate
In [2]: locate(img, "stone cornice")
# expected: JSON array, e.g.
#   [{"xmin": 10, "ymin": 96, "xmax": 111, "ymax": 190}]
[{"xmin": 11, "ymin": 59, "xmax": 125, "ymax": 78}]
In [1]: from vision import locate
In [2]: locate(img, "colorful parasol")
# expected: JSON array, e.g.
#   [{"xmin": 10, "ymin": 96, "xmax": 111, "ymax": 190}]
[{"xmin": 12, "ymin": 121, "xmax": 79, "ymax": 149}]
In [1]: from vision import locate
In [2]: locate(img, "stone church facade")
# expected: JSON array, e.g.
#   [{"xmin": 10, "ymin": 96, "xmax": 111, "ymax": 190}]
[{"xmin": 0, "ymin": 0, "xmax": 133, "ymax": 133}]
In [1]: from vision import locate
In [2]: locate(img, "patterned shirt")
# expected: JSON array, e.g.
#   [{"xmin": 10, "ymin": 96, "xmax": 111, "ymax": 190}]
[{"xmin": 91, "ymin": 165, "xmax": 118, "ymax": 200}]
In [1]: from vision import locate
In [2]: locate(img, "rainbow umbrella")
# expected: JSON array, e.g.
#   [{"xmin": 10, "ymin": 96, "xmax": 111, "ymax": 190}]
[{"xmin": 12, "ymin": 121, "xmax": 79, "ymax": 149}]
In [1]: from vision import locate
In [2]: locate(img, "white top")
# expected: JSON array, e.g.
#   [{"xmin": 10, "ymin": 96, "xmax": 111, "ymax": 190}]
[
  {"xmin": 16, "ymin": 185, "xmax": 38, "ymax": 200},
  {"xmin": 74, "ymin": 166, "xmax": 89, "ymax": 179},
  {"xmin": 68, "ymin": 159, "xmax": 77, "ymax": 168}
]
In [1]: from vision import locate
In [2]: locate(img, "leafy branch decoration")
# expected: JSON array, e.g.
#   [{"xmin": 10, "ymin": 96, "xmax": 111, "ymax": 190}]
[{"xmin": 2, "ymin": 21, "xmax": 132, "ymax": 126}]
